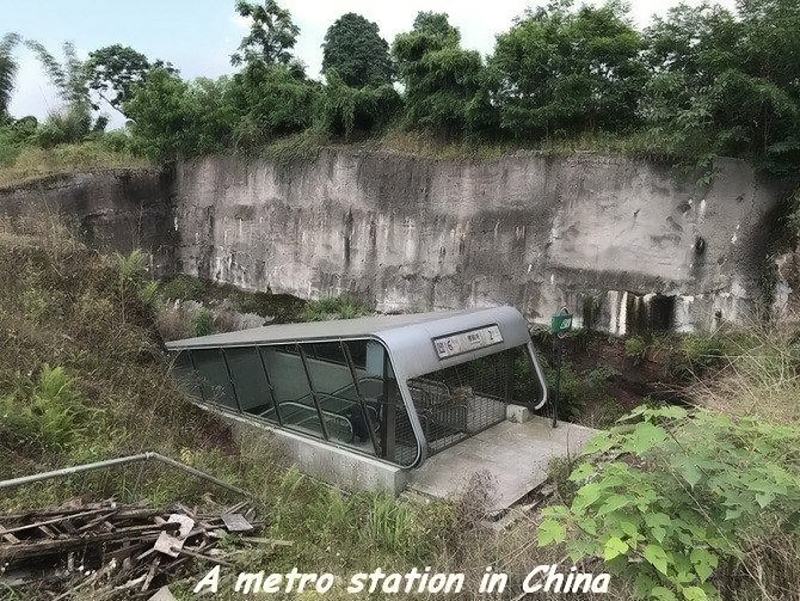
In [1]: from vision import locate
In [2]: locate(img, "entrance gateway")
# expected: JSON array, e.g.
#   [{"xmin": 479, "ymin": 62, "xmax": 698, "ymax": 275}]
[{"xmin": 167, "ymin": 306, "xmax": 549, "ymax": 469}]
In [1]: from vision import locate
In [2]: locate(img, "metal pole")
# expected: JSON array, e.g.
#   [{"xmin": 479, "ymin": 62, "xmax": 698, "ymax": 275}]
[
  {"xmin": 256, "ymin": 346, "xmax": 283, "ymax": 426},
  {"xmin": 552, "ymin": 338, "xmax": 561, "ymax": 428},
  {"xmin": 341, "ymin": 342, "xmax": 380, "ymax": 456},
  {"xmin": 296, "ymin": 344, "xmax": 331, "ymax": 441},
  {"xmin": 0, "ymin": 452, "xmax": 252, "ymax": 498},
  {"xmin": 220, "ymin": 348, "xmax": 243, "ymax": 414}
]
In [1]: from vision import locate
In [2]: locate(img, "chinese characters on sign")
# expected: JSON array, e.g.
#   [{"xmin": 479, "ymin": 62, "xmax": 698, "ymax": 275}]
[{"xmin": 433, "ymin": 325, "xmax": 503, "ymax": 359}]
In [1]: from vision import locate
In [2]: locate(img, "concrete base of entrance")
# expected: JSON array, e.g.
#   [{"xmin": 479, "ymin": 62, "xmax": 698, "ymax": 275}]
[
  {"xmin": 198, "ymin": 402, "xmax": 596, "ymax": 505},
  {"xmin": 408, "ymin": 417, "xmax": 597, "ymax": 511},
  {"xmin": 204, "ymin": 404, "xmax": 409, "ymax": 494}
]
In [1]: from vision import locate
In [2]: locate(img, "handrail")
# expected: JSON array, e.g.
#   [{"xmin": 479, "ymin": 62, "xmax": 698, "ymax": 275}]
[{"xmin": 0, "ymin": 452, "xmax": 252, "ymax": 497}]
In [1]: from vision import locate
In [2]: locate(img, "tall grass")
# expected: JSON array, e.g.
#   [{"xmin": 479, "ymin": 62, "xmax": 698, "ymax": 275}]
[
  {"xmin": 688, "ymin": 321, "xmax": 800, "ymax": 424},
  {"xmin": 0, "ymin": 140, "xmax": 148, "ymax": 187}
]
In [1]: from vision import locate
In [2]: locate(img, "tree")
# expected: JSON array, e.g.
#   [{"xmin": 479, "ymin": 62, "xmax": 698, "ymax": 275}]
[
  {"xmin": 228, "ymin": 62, "xmax": 318, "ymax": 146},
  {"xmin": 124, "ymin": 69, "xmax": 236, "ymax": 160},
  {"xmin": 24, "ymin": 40, "xmax": 99, "ymax": 143},
  {"xmin": 392, "ymin": 12, "xmax": 487, "ymax": 137},
  {"xmin": 641, "ymin": 0, "xmax": 800, "ymax": 175},
  {"xmin": 392, "ymin": 11, "xmax": 459, "ymax": 78},
  {"xmin": 490, "ymin": 1, "xmax": 648, "ymax": 139},
  {"xmin": 231, "ymin": 0, "xmax": 300, "ymax": 68},
  {"xmin": 84, "ymin": 44, "xmax": 176, "ymax": 116},
  {"xmin": 315, "ymin": 71, "xmax": 401, "ymax": 140},
  {"xmin": 322, "ymin": 13, "xmax": 393, "ymax": 88},
  {"xmin": 0, "ymin": 33, "xmax": 21, "ymax": 118},
  {"xmin": 26, "ymin": 40, "xmax": 90, "ymax": 110}
]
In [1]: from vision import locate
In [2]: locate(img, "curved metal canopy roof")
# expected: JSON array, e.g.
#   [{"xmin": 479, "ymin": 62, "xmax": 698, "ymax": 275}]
[{"xmin": 165, "ymin": 306, "xmax": 533, "ymax": 380}]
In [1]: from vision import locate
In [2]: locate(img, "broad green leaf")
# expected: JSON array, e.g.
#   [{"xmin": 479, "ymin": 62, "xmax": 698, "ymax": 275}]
[
  {"xmin": 643, "ymin": 544, "xmax": 670, "ymax": 575},
  {"xmin": 678, "ymin": 461, "xmax": 703, "ymax": 487},
  {"xmin": 598, "ymin": 494, "xmax": 630, "ymax": 515},
  {"xmin": 619, "ymin": 520, "xmax": 639, "ymax": 538},
  {"xmin": 682, "ymin": 586, "xmax": 708, "ymax": 601},
  {"xmin": 603, "ymin": 536, "xmax": 628, "ymax": 560},
  {"xmin": 645, "ymin": 512, "xmax": 671, "ymax": 542},
  {"xmin": 755, "ymin": 491, "xmax": 775, "ymax": 508},
  {"xmin": 627, "ymin": 422, "xmax": 668, "ymax": 454},
  {"xmin": 690, "ymin": 549, "xmax": 717, "ymax": 583},
  {"xmin": 569, "ymin": 462, "xmax": 596, "ymax": 481},
  {"xmin": 572, "ymin": 483, "xmax": 602, "ymax": 512},
  {"xmin": 617, "ymin": 405, "xmax": 649, "ymax": 422},
  {"xmin": 651, "ymin": 586, "xmax": 678, "ymax": 601},
  {"xmin": 646, "ymin": 406, "xmax": 688, "ymax": 420},
  {"xmin": 537, "ymin": 518, "xmax": 566, "ymax": 547},
  {"xmin": 583, "ymin": 431, "xmax": 618, "ymax": 455}
]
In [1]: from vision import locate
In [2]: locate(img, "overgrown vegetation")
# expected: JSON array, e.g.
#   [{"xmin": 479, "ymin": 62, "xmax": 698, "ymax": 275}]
[
  {"xmin": 2, "ymin": 0, "xmax": 800, "ymax": 182},
  {"xmin": 0, "ymin": 221, "xmax": 575, "ymax": 600},
  {"xmin": 539, "ymin": 405, "xmax": 800, "ymax": 600},
  {"xmin": 0, "ymin": 219, "xmax": 230, "ymax": 501}
]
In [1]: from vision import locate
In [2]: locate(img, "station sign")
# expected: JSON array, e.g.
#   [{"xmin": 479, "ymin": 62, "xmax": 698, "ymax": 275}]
[{"xmin": 433, "ymin": 325, "xmax": 503, "ymax": 359}]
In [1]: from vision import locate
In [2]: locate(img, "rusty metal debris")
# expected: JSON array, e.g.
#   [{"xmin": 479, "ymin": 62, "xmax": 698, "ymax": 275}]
[{"xmin": 0, "ymin": 498, "xmax": 266, "ymax": 599}]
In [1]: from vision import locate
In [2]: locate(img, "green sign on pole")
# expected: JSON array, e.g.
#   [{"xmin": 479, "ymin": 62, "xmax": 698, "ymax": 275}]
[{"xmin": 550, "ymin": 307, "xmax": 573, "ymax": 337}]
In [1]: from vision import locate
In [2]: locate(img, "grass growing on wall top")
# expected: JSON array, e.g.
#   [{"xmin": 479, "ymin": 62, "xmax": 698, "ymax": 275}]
[{"xmin": 0, "ymin": 139, "xmax": 148, "ymax": 188}]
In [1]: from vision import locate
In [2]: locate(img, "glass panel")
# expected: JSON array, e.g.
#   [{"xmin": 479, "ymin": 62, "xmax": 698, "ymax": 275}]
[
  {"xmin": 343, "ymin": 340, "xmax": 418, "ymax": 467},
  {"xmin": 191, "ymin": 348, "xmax": 237, "ymax": 411},
  {"xmin": 260, "ymin": 344, "xmax": 325, "ymax": 439},
  {"xmin": 171, "ymin": 351, "xmax": 202, "ymax": 399},
  {"xmin": 225, "ymin": 347, "xmax": 277, "ymax": 423},
  {"xmin": 301, "ymin": 342, "xmax": 376, "ymax": 455}
]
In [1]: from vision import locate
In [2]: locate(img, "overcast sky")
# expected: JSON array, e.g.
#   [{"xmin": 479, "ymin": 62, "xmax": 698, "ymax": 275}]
[{"xmin": 5, "ymin": 0, "xmax": 737, "ymax": 127}]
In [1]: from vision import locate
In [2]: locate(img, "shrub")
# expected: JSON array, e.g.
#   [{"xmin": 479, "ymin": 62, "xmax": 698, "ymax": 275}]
[
  {"xmin": 159, "ymin": 274, "xmax": 208, "ymax": 302},
  {"xmin": 315, "ymin": 72, "xmax": 402, "ymax": 140},
  {"xmin": 230, "ymin": 63, "xmax": 319, "ymax": 147},
  {"xmin": 491, "ymin": 2, "xmax": 647, "ymax": 139},
  {"xmin": 672, "ymin": 334, "xmax": 725, "ymax": 379},
  {"xmin": 192, "ymin": 307, "xmax": 215, "ymax": 336},
  {"xmin": 625, "ymin": 335, "xmax": 648, "ymax": 365},
  {"xmin": 34, "ymin": 106, "xmax": 93, "ymax": 148},
  {"xmin": 538, "ymin": 405, "xmax": 800, "ymax": 600},
  {"xmin": 541, "ymin": 361, "xmax": 619, "ymax": 423},
  {"xmin": 0, "ymin": 365, "xmax": 107, "ymax": 457},
  {"xmin": 301, "ymin": 295, "xmax": 370, "ymax": 321}
]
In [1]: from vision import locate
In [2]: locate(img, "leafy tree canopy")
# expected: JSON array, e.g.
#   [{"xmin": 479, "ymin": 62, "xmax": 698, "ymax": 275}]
[
  {"xmin": 231, "ymin": 0, "xmax": 300, "ymax": 69},
  {"xmin": 25, "ymin": 40, "xmax": 90, "ymax": 110},
  {"xmin": 228, "ymin": 62, "xmax": 318, "ymax": 146},
  {"xmin": 391, "ymin": 12, "xmax": 487, "ymax": 138},
  {"xmin": 84, "ymin": 44, "xmax": 176, "ymax": 115},
  {"xmin": 491, "ymin": 0, "xmax": 647, "ymax": 138},
  {"xmin": 392, "ymin": 11, "xmax": 460, "ymax": 77},
  {"xmin": 642, "ymin": 0, "xmax": 800, "ymax": 175},
  {"xmin": 321, "ymin": 13, "xmax": 393, "ymax": 88}
]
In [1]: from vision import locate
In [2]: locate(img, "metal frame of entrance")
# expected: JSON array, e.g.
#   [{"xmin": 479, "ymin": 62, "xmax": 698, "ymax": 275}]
[{"xmin": 166, "ymin": 306, "xmax": 548, "ymax": 468}]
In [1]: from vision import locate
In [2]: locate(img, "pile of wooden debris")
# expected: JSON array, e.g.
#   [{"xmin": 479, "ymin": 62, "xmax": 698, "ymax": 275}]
[{"xmin": 0, "ymin": 498, "xmax": 281, "ymax": 600}]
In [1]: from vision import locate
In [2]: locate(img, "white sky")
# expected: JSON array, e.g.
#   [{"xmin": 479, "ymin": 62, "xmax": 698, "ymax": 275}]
[{"xmin": 7, "ymin": 0, "xmax": 737, "ymax": 127}]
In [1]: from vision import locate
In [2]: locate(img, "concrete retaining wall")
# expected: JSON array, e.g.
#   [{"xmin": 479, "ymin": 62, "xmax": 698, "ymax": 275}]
[
  {"xmin": 0, "ymin": 169, "xmax": 177, "ymax": 276},
  {"xmin": 0, "ymin": 155, "xmax": 785, "ymax": 333},
  {"xmin": 173, "ymin": 151, "xmax": 785, "ymax": 333}
]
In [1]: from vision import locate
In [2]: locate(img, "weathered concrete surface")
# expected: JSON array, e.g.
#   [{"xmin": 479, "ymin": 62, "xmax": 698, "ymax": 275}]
[
  {"xmin": 0, "ymin": 169, "xmax": 176, "ymax": 276},
  {"xmin": 0, "ymin": 154, "xmax": 785, "ymax": 333},
  {"xmin": 174, "ymin": 151, "xmax": 785, "ymax": 333},
  {"xmin": 408, "ymin": 417, "xmax": 597, "ymax": 510}
]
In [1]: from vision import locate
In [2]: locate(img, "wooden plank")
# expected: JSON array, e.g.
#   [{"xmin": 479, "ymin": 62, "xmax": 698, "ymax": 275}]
[
  {"xmin": 0, "ymin": 508, "xmax": 108, "ymax": 537},
  {"xmin": 0, "ymin": 524, "xmax": 178, "ymax": 560},
  {"xmin": 221, "ymin": 514, "xmax": 252, "ymax": 533}
]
